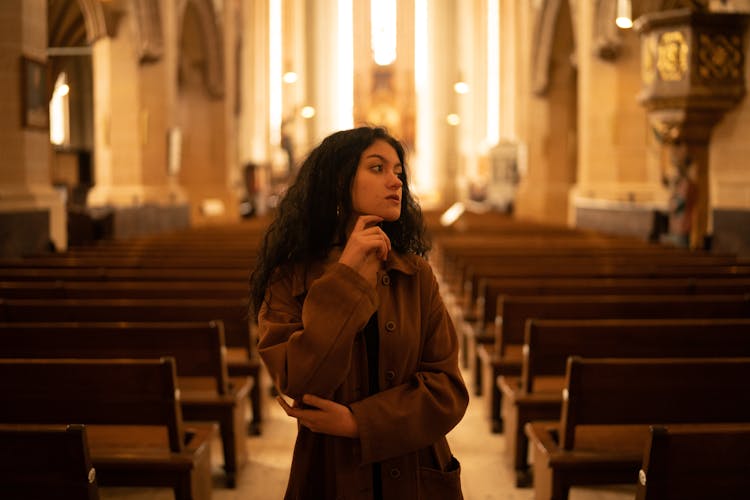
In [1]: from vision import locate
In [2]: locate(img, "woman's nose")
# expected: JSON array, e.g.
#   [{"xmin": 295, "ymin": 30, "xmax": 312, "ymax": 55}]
[{"xmin": 388, "ymin": 171, "xmax": 403, "ymax": 188}]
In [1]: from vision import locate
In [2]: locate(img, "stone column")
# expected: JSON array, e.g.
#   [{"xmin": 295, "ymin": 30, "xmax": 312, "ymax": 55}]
[{"xmin": 0, "ymin": 0, "xmax": 67, "ymax": 255}]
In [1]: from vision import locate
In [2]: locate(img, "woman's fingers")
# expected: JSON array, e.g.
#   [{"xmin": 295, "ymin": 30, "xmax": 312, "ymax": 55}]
[
  {"xmin": 354, "ymin": 214, "xmax": 384, "ymax": 231},
  {"xmin": 278, "ymin": 394, "xmax": 359, "ymax": 438}
]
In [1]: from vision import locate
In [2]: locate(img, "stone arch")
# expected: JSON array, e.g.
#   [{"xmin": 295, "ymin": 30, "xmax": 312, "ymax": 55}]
[
  {"xmin": 75, "ymin": 0, "xmax": 123, "ymax": 43},
  {"xmin": 531, "ymin": 0, "xmax": 576, "ymax": 96},
  {"xmin": 177, "ymin": 0, "xmax": 224, "ymax": 98}
]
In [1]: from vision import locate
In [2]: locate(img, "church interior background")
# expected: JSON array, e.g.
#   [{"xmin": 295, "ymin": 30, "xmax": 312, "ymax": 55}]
[{"xmin": 2, "ymin": 0, "xmax": 750, "ymax": 257}]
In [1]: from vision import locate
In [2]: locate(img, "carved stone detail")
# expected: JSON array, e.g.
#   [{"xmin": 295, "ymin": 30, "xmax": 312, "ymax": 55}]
[
  {"xmin": 132, "ymin": 0, "xmax": 164, "ymax": 63},
  {"xmin": 656, "ymin": 30, "xmax": 689, "ymax": 81},
  {"xmin": 177, "ymin": 0, "xmax": 224, "ymax": 99},
  {"xmin": 697, "ymin": 33, "xmax": 743, "ymax": 82}
]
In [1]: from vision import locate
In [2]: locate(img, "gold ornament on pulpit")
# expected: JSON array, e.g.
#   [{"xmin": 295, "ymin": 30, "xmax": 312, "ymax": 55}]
[
  {"xmin": 656, "ymin": 31, "xmax": 688, "ymax": 82},
  {"xmin": 635, "ymin": 8, "xmax": 748, "ymax": 249}
]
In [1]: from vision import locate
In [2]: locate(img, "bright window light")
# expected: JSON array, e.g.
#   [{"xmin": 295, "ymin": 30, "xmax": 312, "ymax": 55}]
[
  {"xmin": 269, "ymin": 0, "xmax": 282, "ymax": 146},
  {"xmin": 336, "ymin": 0, "xmax": 353, "ymax": 129},
  {"xmin": 486, "ymin": 0, "xmax": 500, "ymax": 147},
  {"xmin": 50, "ymin": 72, "xmax": 70, "ymax": 146},
  {"xmin": 371, "ymin": 0, "xmax": 397, "ymax": 65}
]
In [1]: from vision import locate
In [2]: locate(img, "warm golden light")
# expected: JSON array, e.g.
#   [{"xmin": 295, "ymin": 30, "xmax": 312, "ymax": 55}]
[
  {"xmin": 446, "ymin": 113, "xmax": 461, "ymax": 126},
  {"xmin": 616, "ymin": 0, "xmax": 633, "ymax": 29},
  {"xmin": 371, "ymin": 0, "xmax": 397, "ymax": 65},
  {"xmin": 453, "ymin": 81, "xmax": 469, "ymax": 94},
  {"xmin": 300, "ymin": 106, "xmax": 316, "ymax": 119},
  {"xmin": 282, "ymin": 71, "xmax": 298, "ymax": 83}
]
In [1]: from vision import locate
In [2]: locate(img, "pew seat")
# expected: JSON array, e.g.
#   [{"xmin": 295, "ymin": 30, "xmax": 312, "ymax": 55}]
[
  {"xmin": 0, "ymin": 321, "xmax": 251, "ymax": 487},
  {"xmin": 498, "ymin": 317, "xmax": 750, "ymax": 486},
  {"xmin": 0, "ymin": 358, "xmax": 217, "ymax": 500},
  {"xmin": 525, "ymin": 357, "xmax": 750, "ymax": 500}
]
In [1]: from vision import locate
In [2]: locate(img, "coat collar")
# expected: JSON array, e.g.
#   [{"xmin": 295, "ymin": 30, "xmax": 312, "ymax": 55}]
[{"xmin": 290, "ymin": 249, "xmax": 418, "ymax": 297}]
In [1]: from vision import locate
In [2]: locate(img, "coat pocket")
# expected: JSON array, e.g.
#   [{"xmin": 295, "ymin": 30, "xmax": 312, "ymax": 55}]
[{"xmin": 418, "ymin": 456, "xmax": 463, "ymax": 499}]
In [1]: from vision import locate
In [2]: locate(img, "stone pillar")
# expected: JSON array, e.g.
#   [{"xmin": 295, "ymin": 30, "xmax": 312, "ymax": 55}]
[
  {"xmin": 514, "ymin": 0, "xmax": 578, "ymax": 224},
  {"xmin": 0, "ymin": 0, "xmax": 67, "ymax": 255},
  {"xmin": 87, "ymin": 1, "xmax": 184, "ymax": 209},
  {"xmin": 636, "ymin": 9, "xmax": 748, "ymax": 248}
]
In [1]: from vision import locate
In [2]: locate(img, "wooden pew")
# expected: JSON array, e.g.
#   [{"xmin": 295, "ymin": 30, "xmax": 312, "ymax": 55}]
[
  {"xmin": 0, "ymin": 298, "xmax": 263, "ymax": 435},
  {"xmin": 0, "ymin": 423, "xmax": 99, "ymax": 500},
  {"xmin": 0, "ymin": 256, "xmax": 254, "ymax": 269},
  {"xmin": 460, "ymin": 260, "xmax": 750, "ymax": 321},
  {"xmin": 0, "ymin": 266, "xmax": 249, "ymax": 282},
  {"xmin": 0, "ymin": 358, "xmax": 216, "ymax": 500},
  {"xmin": 636, "ymin": 423, "xmax": 750, "ymax": 500},
  {"xmin": 0, "ymin": 321, "xmax": 251, "ymax": 487},
  {"xmin": 467, "ymin": 277, "xmax": 750, "ymax": 391},
  {"xmin": 0, "ymin": 280, "xmax": 248, "ymax": 300},
  {"xmin": 500, "ymin": 317, "xmax": 750, "ymax": 486},
  {"xmin": 524, "ymin": 357, "xmax": 750, "ymax": 500},
  {"xmin": 480, "ymin": 293, "xmax": 750, "ymax": 433}
]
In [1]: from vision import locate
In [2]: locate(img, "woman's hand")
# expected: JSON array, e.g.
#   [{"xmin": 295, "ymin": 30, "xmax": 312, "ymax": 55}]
[
  {"xmin": 338, "ymin": 215, "xmax": 391, "ymax": 285},
  {"xmin": 277, "ymin": 394, "xmax": 359, "ymax": 438}
]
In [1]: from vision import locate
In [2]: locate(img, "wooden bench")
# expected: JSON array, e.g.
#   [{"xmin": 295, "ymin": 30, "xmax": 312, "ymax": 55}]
[
  {"xmin": 0, "ymin": 267, "xmax": 249, "ymax": 282},
  {"xmin": 499, "ymin": 317, "xmax": 750, "ymax": 486},
  {"xmin": 0, "ymin": 256, "xmax": 254, "ymax": 269},
  {"xmin": 636, "ymin": 423, "xmax": 750, "ymax": 500},
  {"xmin": 460, "ymin": 260, "xmax": 750, "ymax": 321},
  {"xmin": 0, "ymin": 298, "xmax": 263, "ymax": 435},
  {"xmin": 0, "ymin": 423, "xmax": 99, "ymax": 500},
  {"xmin": 467, "ymin": 277, "xmax": 750, "ymax": 391},
  {"xmin": 0, "ymin": 358, "xmax": 217, "ymax": 500},
  {"xmin": 524, "ymin": 357, "xmax": 750, "ymax": 500},
  {"xmin": 0, "ymin": 321, "xmax": 252, "ymax": 487},
  {"xmin": 0, "ymin": 280, "xmax": 248, "ymax": 300},
  {"xmin": 480, "ymin": 293, "xmax": 750, "ymax": 432}
]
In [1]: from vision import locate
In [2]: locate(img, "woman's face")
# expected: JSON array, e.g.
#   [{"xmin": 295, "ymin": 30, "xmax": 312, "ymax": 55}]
[{"xmin": 350, "ymin": 139, "xmax": 404, "ymax": 222}]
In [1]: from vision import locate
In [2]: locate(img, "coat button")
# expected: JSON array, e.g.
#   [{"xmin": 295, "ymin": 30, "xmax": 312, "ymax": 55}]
[
  {"xmin": 385, "ymin": 321, "xmax": 396, "ymax": 332},
  {"xmin": 385, "ymin": 370, "xmax": 396, "ymax": 381},
  {"xmin": 381, "ymin": 274, "xmax": 391, "ymax": 286},
  {"xmin": 389, "ymin": 467, "xmax": 401, "ymax": 479}
]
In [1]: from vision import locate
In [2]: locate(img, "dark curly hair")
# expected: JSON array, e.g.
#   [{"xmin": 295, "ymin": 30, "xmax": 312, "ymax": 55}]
[{"xmin": 249, "ymin": 126, "xmax": 429, "ymax": 319}]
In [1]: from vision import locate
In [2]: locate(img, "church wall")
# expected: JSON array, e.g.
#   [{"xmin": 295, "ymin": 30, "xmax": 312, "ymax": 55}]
[{"xmin": 0, "ymin": 0, "xmax": 67, "ymax": 255}]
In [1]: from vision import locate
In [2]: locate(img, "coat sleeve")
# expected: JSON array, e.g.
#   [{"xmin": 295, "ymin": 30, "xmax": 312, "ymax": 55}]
[
  {"xmin": 257, "ymin": 262, "xmax": 379, "ymax": 400},
  {"xmin": 349, "ymin": 260, "xmax": 469, "ymax": 464}
]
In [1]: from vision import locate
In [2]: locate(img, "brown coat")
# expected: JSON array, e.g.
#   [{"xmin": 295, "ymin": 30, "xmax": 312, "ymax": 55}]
[{"xmin": 258, "ymin": 250, "xmax": 469, "ymax": 499}]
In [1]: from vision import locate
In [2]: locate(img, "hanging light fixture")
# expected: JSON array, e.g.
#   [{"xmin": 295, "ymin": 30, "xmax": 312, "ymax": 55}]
[
  {"xmin": 453, "ymin": 72, "xmax": 469, "ymax": 94},
  {"xmin": 615, "ymin": 0, "xmax": 633, "ymax": 29}
]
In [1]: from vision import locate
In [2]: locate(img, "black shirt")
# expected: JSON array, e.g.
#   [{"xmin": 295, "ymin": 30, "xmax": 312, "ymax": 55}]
[{"xmin": 362, "ymin": 313, "xmax": 382, "ymax": 500}]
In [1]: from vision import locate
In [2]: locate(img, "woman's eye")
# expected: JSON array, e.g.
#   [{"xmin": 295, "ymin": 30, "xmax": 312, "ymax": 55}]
[{"xmin": 371, "ymin": 164, "xmax": 383, "ymax": 172}]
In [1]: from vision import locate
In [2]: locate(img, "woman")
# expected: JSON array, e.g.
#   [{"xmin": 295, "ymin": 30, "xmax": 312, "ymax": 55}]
[{"xmin": 249, "ymin": 126, "xmax": 469, "ymax": 499}]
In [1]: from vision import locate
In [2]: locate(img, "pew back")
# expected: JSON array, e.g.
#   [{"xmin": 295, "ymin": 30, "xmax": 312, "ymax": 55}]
[
  {"xmin": 0, "ymin": 423, "xmax": 99, "ymax": 500},
  {"xmin": 0, "ymin": 321, "xmax": 230, "ymax": 394},
  {"xmin": 523, "ymin": 318, "xmax": 750, "ymax": 392},
  {"xmin": 636, "ymin": 423, "xmax": 750, "ymax": 500},
  {"xmin": 0, "ymin": 358, "xmax": 185, "ymax": 452},
  {"xmin": 560, "ymin": 357, "xmax": 750, "ymax": 450},
  {"xmin": 499, "ymin": 294, "xmax": 750, "ymax": 353}
]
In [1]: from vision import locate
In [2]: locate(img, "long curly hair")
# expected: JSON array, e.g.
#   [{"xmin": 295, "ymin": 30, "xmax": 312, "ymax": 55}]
[{"xmin": 249, "ymin": 126, "xmax": 429, "ymax": 319}]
